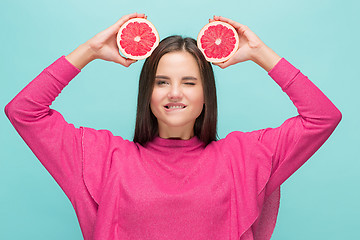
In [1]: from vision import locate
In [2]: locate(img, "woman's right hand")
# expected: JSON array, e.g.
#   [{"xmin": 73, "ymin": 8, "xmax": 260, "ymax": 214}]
[{"xmin": 86, "ymin": 12, "xmax": 146, "ymax": 67}]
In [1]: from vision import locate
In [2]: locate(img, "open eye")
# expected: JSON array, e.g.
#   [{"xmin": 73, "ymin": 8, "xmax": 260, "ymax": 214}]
[{"xmin": 156, "ymin": 80, "xmax": 168, "ymax": 86}]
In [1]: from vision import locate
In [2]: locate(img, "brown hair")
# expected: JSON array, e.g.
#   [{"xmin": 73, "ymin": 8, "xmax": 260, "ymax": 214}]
[{"xmin": 133, "ymin": 35, "xmax": 218, "ymax": 146}]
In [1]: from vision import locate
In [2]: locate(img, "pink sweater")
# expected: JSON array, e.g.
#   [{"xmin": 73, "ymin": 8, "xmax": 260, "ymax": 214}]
[{"xmin": 5, "ymin": 56, "xmax": 342, "ymax": 240}]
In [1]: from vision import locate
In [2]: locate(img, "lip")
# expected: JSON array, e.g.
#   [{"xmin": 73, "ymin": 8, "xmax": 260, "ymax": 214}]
[{"xmin": 164, "ymin": 102, "xmax": 187, "ymax": 111}]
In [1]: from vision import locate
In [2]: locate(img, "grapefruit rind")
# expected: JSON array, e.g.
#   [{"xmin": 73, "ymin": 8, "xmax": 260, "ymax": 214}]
[
  {"xmin": 197, "ymin": 21, "xmax": 239, "ymax": 63},
  {"xmin": 117, "ymin": 18, "xmax": 160, "ymax": 60}
]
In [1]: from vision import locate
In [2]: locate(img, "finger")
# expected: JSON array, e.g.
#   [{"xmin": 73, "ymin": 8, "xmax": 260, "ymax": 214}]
[
  {"xmin": 212, "ymin": 15, "xmax": 248, "ymax": 37},
  {"xmin": 213, "ymin": 15, "xmax": 220, "ymax": 21},
  {"xmin": 216, "ymin": 16, "xmax": 261, "ymax": 43},
  {"xmin": 214, "ymin": 16, "xmax": 248, "ymax": 34},
  {"xmin": 215, "ymin": 16, "xmax": 245, "ymax": 29},
  {"xmin": 110, "ymin": 12, "xmax": 146, "ymax": 33}
]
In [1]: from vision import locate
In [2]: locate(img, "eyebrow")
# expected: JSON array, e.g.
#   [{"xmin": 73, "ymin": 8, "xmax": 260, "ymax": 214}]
[{"xmin": 155, "ymin": 75, "xmax": 198, "ymax": 80}]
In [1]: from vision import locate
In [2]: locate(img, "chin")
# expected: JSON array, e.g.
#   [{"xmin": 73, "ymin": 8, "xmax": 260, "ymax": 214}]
[{"xmin": 161, "ymin": 119, "xmax": 195, "ymax": 129}]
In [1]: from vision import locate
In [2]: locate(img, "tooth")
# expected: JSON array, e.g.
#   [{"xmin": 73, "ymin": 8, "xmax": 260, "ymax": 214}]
[
  {"xmin": 167, "ymin": 105, "xmax": 185, "ymax": 109},
  {"xmin": 170, "ymin": 106, "xmax": 181, "ymax": 109}
]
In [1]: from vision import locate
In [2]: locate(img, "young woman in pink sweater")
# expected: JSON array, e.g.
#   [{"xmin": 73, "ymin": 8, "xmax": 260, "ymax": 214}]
[{"xmin": 5, "ymin": 13, "xmax": 342, "ymax": 240}]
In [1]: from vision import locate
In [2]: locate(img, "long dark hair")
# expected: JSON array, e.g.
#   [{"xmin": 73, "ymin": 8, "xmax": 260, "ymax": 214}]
[{"xmin": 133, "ymin": 35, "xmax": 217, "ymax": 146}]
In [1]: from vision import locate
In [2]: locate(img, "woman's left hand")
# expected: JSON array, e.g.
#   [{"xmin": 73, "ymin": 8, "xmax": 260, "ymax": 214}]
[{"xmin": 210, "ymin": 16, "xmax": 276, "ymax": 69}]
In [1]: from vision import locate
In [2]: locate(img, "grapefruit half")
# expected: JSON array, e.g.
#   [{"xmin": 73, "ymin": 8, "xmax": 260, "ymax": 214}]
[
  {"xmin": 197, "ymin": 21, "xmax": 239, "ymax": 63},
  {"xmin": 117, "ymin": 18, "xmax": 160, "ymax": 60}
]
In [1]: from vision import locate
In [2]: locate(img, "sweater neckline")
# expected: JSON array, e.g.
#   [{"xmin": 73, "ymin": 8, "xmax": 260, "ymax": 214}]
[{"xmin": 149, "ymin": 136, "xmax": 205, "ymax": 149}]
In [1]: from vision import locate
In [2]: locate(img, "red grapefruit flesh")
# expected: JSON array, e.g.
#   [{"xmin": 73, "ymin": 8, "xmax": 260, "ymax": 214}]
[
  {"xmin": 117, "ymin": 18, "xmax": 160, "ymax": 60},
  {"xmin": 197, "ymin": 21, "xmax": 239, "ymax": 63}
]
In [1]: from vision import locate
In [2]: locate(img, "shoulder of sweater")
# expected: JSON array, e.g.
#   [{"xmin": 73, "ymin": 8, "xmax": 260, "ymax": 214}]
[{"xmin": 215, "ymin": 130, "xmax": 263, "ymax": 146}]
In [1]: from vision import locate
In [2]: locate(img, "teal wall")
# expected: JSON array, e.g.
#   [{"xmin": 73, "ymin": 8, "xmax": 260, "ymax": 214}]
[{"xmin": 1, "ymin": 0, "xmax": 358, "ymax": 239}]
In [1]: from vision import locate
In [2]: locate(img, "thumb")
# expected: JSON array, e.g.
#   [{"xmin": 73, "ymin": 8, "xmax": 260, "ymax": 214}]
[
  {"xmin": 122, "ymin": 58, "xmax": 138, "ymax": 67},
  {"xmin": 112, "ymin": 53, "xmax": 137, "ymax": 67},
  {"xmin": 213, "ymin": 57, "xmax": 237, "ymax": 69}
]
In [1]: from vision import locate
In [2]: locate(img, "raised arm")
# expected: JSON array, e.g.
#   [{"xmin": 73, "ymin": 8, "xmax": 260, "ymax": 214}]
[
  {"xmin": 259, "ymin": 57, "xmax": 342, "ymax": 195},
  {"xmin": 213, "ymin": 15, "xmax": 342, "ymax": 196},
  {"xmin": 4, "ymin": 55, "xmax": 83, "ymax": 199},
  {"xmin": 4, "ymin": 13, "xmax": 145, "ymax": 199}
]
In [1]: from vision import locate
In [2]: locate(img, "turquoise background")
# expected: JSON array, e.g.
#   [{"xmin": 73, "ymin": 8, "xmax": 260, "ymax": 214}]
[{"xmin": 1, "ymin": 0, "xmax": 358, "ymax": 239}]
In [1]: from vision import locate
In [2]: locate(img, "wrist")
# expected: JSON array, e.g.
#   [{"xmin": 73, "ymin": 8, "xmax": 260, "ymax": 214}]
[
  {"xmin": 65, "ymin": 43, "xmax": 96, "ymax": 70},
  {"xmin": 250, "ymin": 44, "xmax": 282, "ymax": 72}
]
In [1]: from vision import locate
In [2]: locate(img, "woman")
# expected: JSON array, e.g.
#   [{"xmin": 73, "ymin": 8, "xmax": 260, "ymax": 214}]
[{"xmin": 5, "ymin": 13, "xmax": 342, "ymax": 240}]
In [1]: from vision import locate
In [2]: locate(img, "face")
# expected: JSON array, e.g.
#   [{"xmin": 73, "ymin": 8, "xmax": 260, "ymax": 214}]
[{"xmin": 150, "ymin": 51, "xmax": 204, "ymax": 138}]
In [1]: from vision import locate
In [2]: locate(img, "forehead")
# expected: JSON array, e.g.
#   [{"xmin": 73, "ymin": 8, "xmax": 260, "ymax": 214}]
[{"xmin": 156, "ymin": 51, "xmax": 200, "ymax": 76}]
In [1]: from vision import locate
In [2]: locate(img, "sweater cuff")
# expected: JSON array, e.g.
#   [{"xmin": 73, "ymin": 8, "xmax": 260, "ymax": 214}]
[
  {"xmin": 268, "ymin": 58, "xmax": 300, "ymax": 91},
  {"xmin": 45, "ymin": 55, "xmax": 81, "ymax": 86}
]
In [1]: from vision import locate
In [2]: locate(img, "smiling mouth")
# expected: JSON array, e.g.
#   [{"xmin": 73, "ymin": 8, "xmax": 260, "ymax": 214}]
[{"xmin": 164, "ymin": 105, "xmax": 186, "ymax": 109}]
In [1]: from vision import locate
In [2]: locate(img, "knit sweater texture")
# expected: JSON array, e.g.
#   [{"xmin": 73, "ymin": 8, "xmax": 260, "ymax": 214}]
[{"xmin": 4, "ymin": 56, "xmax": 342, "ymax": 240}]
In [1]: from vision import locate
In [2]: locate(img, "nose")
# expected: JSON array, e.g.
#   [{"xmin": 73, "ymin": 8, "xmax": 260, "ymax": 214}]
[{"xmin": 168, "ymin": 84, "xmax": 183, "ymax": 100}]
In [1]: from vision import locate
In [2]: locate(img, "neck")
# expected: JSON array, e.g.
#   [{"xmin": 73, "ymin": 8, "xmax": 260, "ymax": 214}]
[{"xmin": 158, "ymin": 126, "xmax": 194, "ymax": 140}]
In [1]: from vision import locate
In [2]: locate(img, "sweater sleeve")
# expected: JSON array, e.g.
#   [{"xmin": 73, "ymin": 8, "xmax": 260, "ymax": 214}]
[
  {"xmin": 256, "ymin": 58, "xmax": 342, "ymax": 196},
  {"xmin": 4, "ymin": 56, "xmax": 83, "ymax": 200}
]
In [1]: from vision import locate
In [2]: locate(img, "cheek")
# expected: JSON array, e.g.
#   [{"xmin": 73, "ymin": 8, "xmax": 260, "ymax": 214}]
[
  {"xmin": 150, "ymin": 90, "xmax": 161, "ymax": 116},
  {"xmin": 191, "ymin": 89, "xmax": 205, "ymax": 114},
  {"xmin": 194, "ymin": 88, "xmax": 205, "ymax": 106}
]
